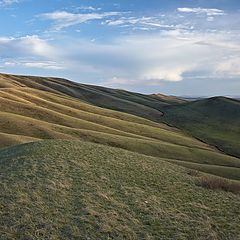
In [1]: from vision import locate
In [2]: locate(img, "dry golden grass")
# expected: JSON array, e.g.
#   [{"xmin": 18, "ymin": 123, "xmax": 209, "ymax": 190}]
[{"xmin": 196, "ymin": 175, "xmax": 240, "ymax": 194}]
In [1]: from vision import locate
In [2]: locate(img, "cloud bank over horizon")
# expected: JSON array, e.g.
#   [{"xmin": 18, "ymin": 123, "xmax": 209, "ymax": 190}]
[{"xmin": 0, "ymin": 0, "xmax": 239, "ymax": 96}]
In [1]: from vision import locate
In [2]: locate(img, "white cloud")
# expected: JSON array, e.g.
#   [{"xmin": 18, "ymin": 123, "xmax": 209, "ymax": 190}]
[
  {"xmin": 207, "ymin": 16, "xmax": 215, "ymax": 22},
  {"xmin": 3, "ymin": 60, "xmax": 64, "ymax": 70},
  {"xmin": 215, "ymin": 56, "xmax": 240, "ymax": 76},
  {"xmin": 0, "ymin": 24, "xmax": 239, "ymax": 88},
  {"xmin": 177, "ymin": 7, "xmax": 225, "ymax": 16},
  {"xmin": 0, "ymin": 35, "xmax": 55, "ymax": 57},
  {"xmin": 76, "ymin": 6, "xmax": 102, "ymax": 11},
  {"xmin": 0, "ymin": 35, "xmax": 62, "ymax": 71},
  {"xmin": 22, "ymin": 61, "xmax": 63, "ymax": 70},
  {"xmin": 40, "ymin": 11, "xmax": 120, "ymax": 30},
  {"xmin": 47, "ymin": 29, "xmax": 239, "ymax": 85},
  {"xmin": 104, "ymin": 16, "xmax": 185, "ymax": 31},
  {"xmin": 0, "ymin": 0, "xmax": 18, "ymax": 5},
  {"xmin": 142, "ymin": 67, "xmax": 187, "ymax": 82}
]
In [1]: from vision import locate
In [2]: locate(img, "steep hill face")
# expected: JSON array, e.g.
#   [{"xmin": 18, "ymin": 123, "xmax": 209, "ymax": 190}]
[
  {"xmin": 162, "ymin": 97, "xmax": 240, "ymax": 158},
  {"xmin": 0, "ymin": 73, "xmax": 240, "ymax": 180},
  {"xmin": 0, "ymin": 140, "xmax": 240, "ymax": 239}
]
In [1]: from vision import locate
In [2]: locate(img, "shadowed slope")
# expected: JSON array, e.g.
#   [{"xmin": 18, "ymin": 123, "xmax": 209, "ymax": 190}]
[
  {"xmin": 162, "ymin": 97, "xmax": 240, "ymax": 158},
  {"xmin": 0, "ymin": 140, "xmax": 239, "ymax": 239}
]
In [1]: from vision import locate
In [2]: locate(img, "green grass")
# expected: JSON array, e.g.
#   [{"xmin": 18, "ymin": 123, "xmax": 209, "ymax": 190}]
[
  {"xmin": 162, "ymin": 97, "xmax": 240, "ymax": 158},
  {"xmin": 0, "ymin": 140, "xmax": 240, "ymax": 239},
  {"xmin": 168, "ymin": 159, "xmax": 240, "ymax": 181}
]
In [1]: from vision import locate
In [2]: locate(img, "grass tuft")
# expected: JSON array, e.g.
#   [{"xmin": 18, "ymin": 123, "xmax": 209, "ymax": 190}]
[
  {"xmin": 196, "ymin": 175, "xmax": 240, "ymax": 194},
  {"xmin": 186, "ymin": 169, "xmax": 201, "ymax": 177}
]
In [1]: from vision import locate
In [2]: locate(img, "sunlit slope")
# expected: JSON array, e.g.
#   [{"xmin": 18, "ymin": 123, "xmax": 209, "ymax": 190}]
[
  {"xmin": 0, "ymin": 87, "xmax": 206, "ymax": 148},
  {"xmin": 150, "ymin": 93, "xmax": 186, "ymax": 104},
  {"xmin": 162, "ymin": 97, "xmax": 240, "ymax": 158},
  {"xmin": 0, "ymin": 132, "xmax": 39, "ymax": 148},
  {"xmin": 0, "ymin": 140, "xmax": 239, "ymax": 239},
  {"xmin": 0, "ymin": 73, "xmax": 178, "ymax": 121}
]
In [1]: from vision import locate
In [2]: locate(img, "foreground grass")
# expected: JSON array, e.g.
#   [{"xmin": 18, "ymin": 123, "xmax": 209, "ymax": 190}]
[{"xmin": 0, "ymin": 140, "xmax": 240, "ymax": 239}]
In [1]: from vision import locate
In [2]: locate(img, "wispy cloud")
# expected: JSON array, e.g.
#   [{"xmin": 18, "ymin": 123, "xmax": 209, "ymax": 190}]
[
  {"xmin": 3, "ymin": 60, "xmax": 64, "ymax": 70},
  {"xmin": 0, "ymin": 35, "xmax": 61, "ymax": 70},
  {"xmin": 0, "ymin": 35, "xmax": 55, "ymax": 57},
  {"xmin": 76, "ymin": 6, "xmax": 102, "ymax": 11},
  {"xmin": 177, "ymin": 7, "xmax": 225, "ymax": 16},
  {"xmin": 39, "ymin": 11, "xmax": 120, "ymax": 30},
  {"xmin": 103, "ymin": 15, "xmax": 194, "ymax": 32},
  {"xmin": 215, "ymin": 56, "xmax": 240, "ymax": 76},
  {"xmin": 0, "ymin": 0, "xmax": 19, "ymax": 7},
  {"xmin": 105, "ymin": 16, "xmax": 171, "ymax": 28}
]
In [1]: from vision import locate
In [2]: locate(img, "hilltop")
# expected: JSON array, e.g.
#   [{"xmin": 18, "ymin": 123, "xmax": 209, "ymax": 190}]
[{"xmin": 0, "ymin": 140, "xmax": 239, "ymax": 239}]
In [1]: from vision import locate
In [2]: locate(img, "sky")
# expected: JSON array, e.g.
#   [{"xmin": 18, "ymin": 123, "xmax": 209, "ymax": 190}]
[{"xmin": 0, "ymin": 0, "xmax": 240, "ymax": 96}]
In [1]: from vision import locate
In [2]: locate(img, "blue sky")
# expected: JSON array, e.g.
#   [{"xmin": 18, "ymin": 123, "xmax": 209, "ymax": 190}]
[{"xmin": 0, "ymin": 0, "xmax": 240, "ymax": 96}]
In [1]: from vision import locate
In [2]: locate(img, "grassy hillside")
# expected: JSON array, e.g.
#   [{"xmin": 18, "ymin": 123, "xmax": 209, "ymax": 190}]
[
  {"xmin": 0, "ymin": 73, "xmax": 167, "ymax": 122},
  {"xmin": 0, "ymin": 140, "xmax": 240, "ymax": 239},
  {"xmin": 150, "ymin": 93, "xmax": 186, "ymax": 104},
  {"xmin": 0, "ymin": 73, "xmax": 240, "ymax": 180},
  {"xmin": 1, "ymin": 73, "xmax": 238, "ymax": 160},
  {"xmin": 162, "ymin": 97, "xmax": 240, "ymax": 158}
]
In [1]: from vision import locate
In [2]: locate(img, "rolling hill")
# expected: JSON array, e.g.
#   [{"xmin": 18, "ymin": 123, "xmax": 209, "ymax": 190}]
[
  {"xmin": 1, "ymin": 73, "xmax": 239, "ymax": 160},
  {"xmin": 0, "ymin": 73, "xmax": 167, "ymax": 122},
  {"xmin": 1, "ymin": 140, "xmax": 240, "ymax": 239},
  {"xmin": 162, "ymin": 97, "xmax": 240, "ymax": 158},
  {"xmin": 0, "ymin": 73, "xmax": 240, "ymax": 180}
]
